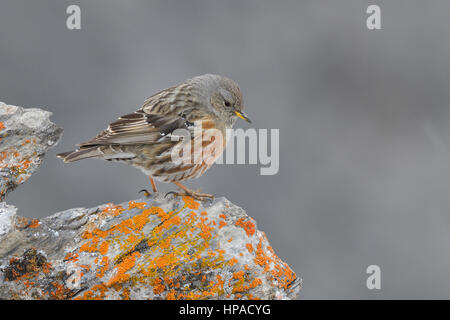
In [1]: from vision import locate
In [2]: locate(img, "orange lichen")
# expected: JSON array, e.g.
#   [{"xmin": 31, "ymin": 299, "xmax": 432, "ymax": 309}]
[
  {"xmin": 28, "ymin": 219, "xmax": 40, "ymax": 229},
  {"xmin": 152, "ymin": 252, "xmax": 178, "ymax": 269},
  {"xmin": 14, "ymin": 216, "xmax": 30, "ymax": 229},
  {"xmin": 231, "ymin": 275, "xmax": 262, "ymax": 294},
  {"xmin": 49, "ymin": 281, "xmax": 70, "ymax": 299},
  {"xmin": 233, "ymin": 271, "xmax": 244, "ymax": 280},
  {"xmin": 42, "ymin": 262, "xmax": 52, "ymax": 274},
  {"xmin": 271, "ymin": 262, "xmax": 297, "ymax": 290},
  {"xmin": 246, "ymin": 243, "xmax": 254, "ymax": 253},
  {"xmin": 0, "ymin": 122, "xmax": 4, "ymax": 130},
  {"xmin": 159, "ymin": 237, "xmax": 172, "ymax": 249},
  {"xmin": 96, "ymin": 256, "xmax": 109, "ymax": 279},
  {"xmin": 197, "ymin": 218, "xmax": 213, "ymax": 240},
  {"xmin": 127, "ymin": 234, "xmax": 138, "ymax": 244},
  {"xmin": 79, "ymin": 236, "xmax": 100, "ymax": 253},
  {"xmin": 217, "ymin": 249, "xmax": 225, "ymax": 259},
  {"xmin": 130, "ymin": 210, "xmax": 151, "ymax": 231},
  {"xmin": 101, "ymin": 204, "xmax": 125, "ymax": 217},
  {"xmin": 216, "ymin": 274, "xmax": 224, "ymax": 289},
  {"xmin": 64, "ymin": 252, "xmax": 78, "ymax": 262},
  {"xmin": 0, "ymin": 144, "xmax": 41, "ymax": 192},
  {"xmin": 160, "ymin": 215, "xmax": 181, "ymax": 231},
  {"xmin": 76, "ymin": 283, "xmax": 108, "ymax": 300},
  {"xmin": 107, "ymin": 252, "xmax": 139, "ymax": 286},
  {"xmin": 235, "ymin": 218, "xmax": 255, "ymax": 236},
  {"xmin": 254, "ymin": 238, "xmax": 272, "ymax": 271},
  {"xmin": 253, "ymin": 236, "xmax": 297, "ymax": 290},
  {"xmin": 228, "ymin": 258, "xmax": 238, "ymax": 267},
  {"xmin": 98, "ymin": 241, "xmax": 109, "ymax": 255},
  {"xmin": 182, "ymin": 196, "xmax": 200, "ymax": 210},
  {"xmin": 152, "ymin": 278, "xmax": 165, "ymax": 295},
  {"xmin": 128, "ymin": 200, "xmax": 146, "ymax": 210},
  {"xmin": 121, "ymin": 288, "xmax": 130, "ymax": 300},
  {"xmin": 166, "ymin": 289, "xmax": 177, "ymax": 300}
]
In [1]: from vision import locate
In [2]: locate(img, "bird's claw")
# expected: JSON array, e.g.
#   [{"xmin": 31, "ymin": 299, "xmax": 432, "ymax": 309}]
[
  {"xmin": 176, "ymin": 191, "xmax": 214, "ymax": 201},
  {"xmin": 165, "ymin": 190, "xmax": 214, "ymax": 201},
  {"xmin": 164, "ymin": 191, "xmax": 179, "ymax": 198},
  {"xmin": 138, "ymin": 189, "xmax": 152, "ymax": 197}
]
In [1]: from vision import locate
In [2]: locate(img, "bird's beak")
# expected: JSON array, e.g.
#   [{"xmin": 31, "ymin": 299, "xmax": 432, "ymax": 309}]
[{"xmin": 234, "ymin": 110, "xmax": 252, "ymax": 123}]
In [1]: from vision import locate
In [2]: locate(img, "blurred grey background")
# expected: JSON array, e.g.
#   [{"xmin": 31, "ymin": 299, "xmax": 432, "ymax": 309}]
[{"xmin": 1, "ymin": 0, "xmax": 450, "ymax": 299}]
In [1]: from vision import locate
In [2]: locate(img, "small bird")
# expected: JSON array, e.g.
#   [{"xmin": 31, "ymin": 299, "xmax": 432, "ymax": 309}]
[{"xmin": 57, "ymin": 74, "xmax": 251, "ymax": 199}]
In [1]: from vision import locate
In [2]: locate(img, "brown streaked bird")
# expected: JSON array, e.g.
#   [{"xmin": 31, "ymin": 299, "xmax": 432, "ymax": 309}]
[{"xmin": 57, "ymin": 74, "xmax": 251, "ymax": 199}]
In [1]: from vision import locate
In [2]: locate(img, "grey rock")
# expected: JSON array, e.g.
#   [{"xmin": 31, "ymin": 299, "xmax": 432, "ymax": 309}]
[
  {"xmin": 0, "ymin": 195, "xmax": 301, "ymax": 299},
  {"xmin": 0, "ymin": 102, "xmax": 63, "ymax": 201}
]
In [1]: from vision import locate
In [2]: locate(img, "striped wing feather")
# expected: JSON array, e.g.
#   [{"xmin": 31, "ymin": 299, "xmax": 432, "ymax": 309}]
[{"xmin": 78, "ymin": 84, "xmax": 209, "ymax": 147}]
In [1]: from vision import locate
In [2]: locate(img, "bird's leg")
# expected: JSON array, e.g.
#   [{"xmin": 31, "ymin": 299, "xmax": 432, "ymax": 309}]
[
  {"xmin": 139, "ymin": 177, "xmax": 158, "ymax": 197},
  {"xmin": 150, "ymin": 177, "xmax": 158, "ymax": 193},
  {"xmin": 171, "ymin": 181, "xmax": 214, "ymax": 200}
]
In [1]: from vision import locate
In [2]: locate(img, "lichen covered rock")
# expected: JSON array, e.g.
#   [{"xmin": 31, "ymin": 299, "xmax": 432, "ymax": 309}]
[
  {"xmin": 0, "ymin": 102, "xmax": 63, "ymax": 201},
  {"xmin": 0, "ymin": 195, "xmax": 301, "ymax": 299}
]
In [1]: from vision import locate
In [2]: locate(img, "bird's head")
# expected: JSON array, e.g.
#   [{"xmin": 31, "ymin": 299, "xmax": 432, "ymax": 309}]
[{"xmin": 196, "ymin": 74, "xmax": 251, "ymax": 127}]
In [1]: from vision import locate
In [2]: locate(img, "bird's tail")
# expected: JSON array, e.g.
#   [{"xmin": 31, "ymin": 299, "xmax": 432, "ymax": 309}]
[{"xmin": 57, "ymin": 147, "xmax": 102, "ymax": 163}]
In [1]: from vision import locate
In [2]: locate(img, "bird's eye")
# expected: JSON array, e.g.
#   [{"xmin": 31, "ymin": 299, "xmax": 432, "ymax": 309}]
[{"xmin": 224, "ymin": 100, "xmax": 231, "ymax": 107}]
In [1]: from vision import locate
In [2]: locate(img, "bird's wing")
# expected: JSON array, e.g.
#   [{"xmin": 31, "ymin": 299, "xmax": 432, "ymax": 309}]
[{"xmin": 78, "ymin": 85, "xmax": 213, "ymax": 147}]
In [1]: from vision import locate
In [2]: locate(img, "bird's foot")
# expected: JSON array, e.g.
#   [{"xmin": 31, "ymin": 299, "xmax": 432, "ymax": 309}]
[
  {"xmin": 165, "ymin": 189, "xmax": 214, "ymax": 201},
  {"xmin": 138, "ymin": 189, "xmax": 152, "ymax": 197},
  {"xmin": 164, "ymin": 191, "xmax": 178, "ymax": 199},
  {"xmin": 166, "ymin": 182, "xmax": 214, "ymax": 201}
]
